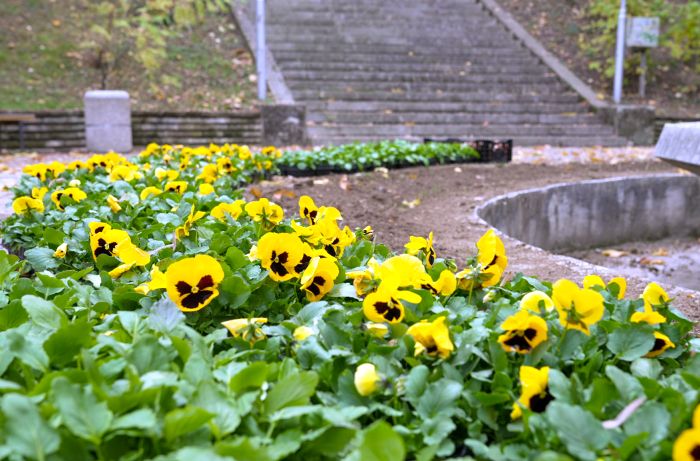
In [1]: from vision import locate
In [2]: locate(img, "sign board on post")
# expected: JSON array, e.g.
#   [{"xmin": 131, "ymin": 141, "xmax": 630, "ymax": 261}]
[{"xmin": 626, "ymin": 17, "xmax": 660, "ymax": 48}]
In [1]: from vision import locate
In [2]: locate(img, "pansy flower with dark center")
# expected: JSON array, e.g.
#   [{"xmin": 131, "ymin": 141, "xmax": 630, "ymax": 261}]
[
  {"xmin": 89, "ymin": 227, "xmax": 131, "ymax": 260},
  {"xmin": 256, "ymin": 232, "xmax": 305, "ymax": 282},
  {"xmin": 300, "ymin": 256, "xmax": 339, "ymax": 301},
  {"xmin": 404, "ymin": 231, "xmax": 437, "ymax": 268},
  {"xmin": 645, "ymin": 331, "xmax": 675, "ymax": 358},
  {"xmin": 474, "ymin": 229, "xmax": 508, "ymax": 287},
  {"xmin": 23, "ymin": 164, "xmax": 49, "ymax": 182},
  {"xmin": 673, "ymin": 405, "xmax": 700, "ymax": 461},
  {"xmin": 51, "ymin": 187, "xmax": 87, "ymax": 211},
  {"xmin": 217, "ymin": 156, "xmax": 235, "ymax": 175},
  {"xmin": 498, "ymin": 310, "xmax": 548, "ymax": 354},
  {"xmin": 164, "ymin": 181, "xmax": 188, "ymax": 195},
  {"xmin": 363, "ymin": 278, "xmax": 421, "ymax": 324},
  {"xmin": 196, "ymin": 164, "xmax": 219, "ymax": 183},
  {"xmin": 511, "ymin": 366, "xmax": 554, "ymax": 419},
  {"xmin": 552, "ymin": 279, "xmax": 605, "ymax": 335},
  {"xmin": 418, "ymin": 269, "xmax": 457, "ymax": 297},
  {"xmin": 299, "ymin": 195, "xmax": 319, "ymax": 225},
  {"xmin": 165, "ymin": 254, "xmax": 225, "ymax": 312},
  {"xmin": 406, "ymin": 316, "xmax": 454, "ymax": 359}
]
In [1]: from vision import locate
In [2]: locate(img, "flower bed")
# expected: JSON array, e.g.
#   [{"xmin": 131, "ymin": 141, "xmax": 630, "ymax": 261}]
[
  {"xmin": 277, "ymin": 140, "xmax": 480, "ymax": 176},
  {"xmin": 0, "ymin": 143, "xmax": 698, "ymax": 460}
]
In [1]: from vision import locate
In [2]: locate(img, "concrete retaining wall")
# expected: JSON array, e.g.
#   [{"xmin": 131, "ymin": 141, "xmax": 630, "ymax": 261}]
[
  {"xmin": 477, "ymin": 175, "xmax": 700, "ymax": 252},
  {"xmin": 0, "ymin": 110, "xmax": 263, "ymax": 151}
]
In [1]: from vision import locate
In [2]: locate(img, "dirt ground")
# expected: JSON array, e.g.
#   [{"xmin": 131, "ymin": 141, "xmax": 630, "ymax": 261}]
[{"xmin": 248, "ymin": 160, "xmax": 699, "ymax": 322}]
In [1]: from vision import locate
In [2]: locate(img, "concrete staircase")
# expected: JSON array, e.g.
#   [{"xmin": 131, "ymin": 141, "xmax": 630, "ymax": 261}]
[{"xmin": 265, "ymin": 0, "xmax": 629, "ymax": 147}]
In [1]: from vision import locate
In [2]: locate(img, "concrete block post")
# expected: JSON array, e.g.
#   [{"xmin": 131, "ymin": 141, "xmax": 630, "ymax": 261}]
[{"xmin": 84, "ymin": 90, "xmax": 133, "ymax": 153}]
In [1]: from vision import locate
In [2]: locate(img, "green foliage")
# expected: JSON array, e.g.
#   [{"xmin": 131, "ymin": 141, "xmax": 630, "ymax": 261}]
[
  {"xmin": 583, "ymin": 0, "xmax": 700, "ymax": 84},
  {"xmin": 278, "ymin": 140, "xmax": 480, "ymax": 174},
  {"xmin": 80, "ymin": 0, "xmax": 229, "ymax": 89}
]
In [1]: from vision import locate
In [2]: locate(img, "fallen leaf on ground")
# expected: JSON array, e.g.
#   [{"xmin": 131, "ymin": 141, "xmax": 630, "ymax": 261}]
[
  {"xmin": 313, "ymin": 178, "xmax": 329, "ymax": 186},
  {"xmin": 454, "ymin": 167, "xmax": 462, "ymax": 173},
  {"xmin": 602, "ymin": 249, "xmax": 629, "ymax": 258},
  {"xmin": 249, "ymin": 186, "xmax": 263, "ymax": 198},
  {"xmin": 401, "ymin": 198, "xmax": 421, "ymax": 209},
  {"xmin": 652, "ymin": 248, "xmax": 669, "ymax": 256},
  {"xmin": 639, "ymin": 257, "xmax": 665, "ymax": 266},
  {"xmin": 338, "ymin": 175, "xmax": 350, "ymax": 191},
  {"xmin": 272, "ymin": 189, "xmax": 296, "ymax": 200}
]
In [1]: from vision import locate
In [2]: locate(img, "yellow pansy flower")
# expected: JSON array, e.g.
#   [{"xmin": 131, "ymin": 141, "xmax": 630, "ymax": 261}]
[
  {"xmin": 404, "ymin": 231, "xmax": 437, "ymax": 268},
  {"xmin": 363, "ymin": 279, "xmax": 420, "ymax": 324},
  {"xmin": 293, "ymin": 326, "xmax": 315, "ymax": 341},
  {"xmin": 135, "ymin": 265, "xmax": 168, "ymax": 295},
  {"xmin": 552, "ymin": 279, "xmax": 604, "ymax": 335},
  {"xmin": 221, "ymin": 317, "xmax": 268, "ymax": 342},
  {"xmin": 583, "ymin": 275, "xmax": 627, "ymax": 299},
  {"xmin": 256, "ymin": 232, "xmax": 306, "ymax": 282},
  {"xmin": 245, "ymin": 198, "xmax": 284, "ymax": 226},
  {"xmin": 140, "ymin": 186, "xmax": 163, "ymax": 200},
  {"xmin": 165, "ymin": 254, "xmax": 225, "ymax": 312},
  {"xmin": 520, "ymin": 291, "xmax": 554, "ymax": 314},
  {"xmin": 645, "ymin": 331, "xmax": 675, "ymax": 358},
  {"xmin": 498, "ymin": 310, "xmax": 548, "ymax": 354},
  {"xmin": 51, "ymin": 187, "xmax": 87, "ymax": 211},
  {"xmin": 642, "ymin": 282, "xmax": 669, "ymax": 310},
  {"xmin": 198, "ymin": 183, "xmax": 215, "ymax": 195},
  {"xmin": 211, "ymin": 200, "xmax": 246, "ymax": 222},
  {"xmin": 12, "ymin": 196, "xmax": 44, "ymax": 215},
  {"xmin": 300, "ymin": 256, "xmax": 339, "ymax": 301},
  {"xmin": 354, "ymin": 363, "xmax": 380, "ymax": 396},
  {"xmin": 164, "ymin": 181, "xmax": 188, "ymax": 195},
  {"xmin": 406, "ymin": 316, "xmax": 454, "ymax": 359},
  {"xmin": 511, "ymin": 366, "xmax": 553, "ymax": 419},
  {"xmin": 107, "ymin": 195, "xmax": 122, "ymax": 213},
  {"xmin": 54, "ymin": 242, "xmax": 68, "ymax": 258}
]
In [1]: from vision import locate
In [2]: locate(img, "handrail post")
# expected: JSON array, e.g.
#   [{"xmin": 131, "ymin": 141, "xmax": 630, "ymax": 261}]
[
  {"xmin": 256, "ymin": 0, "xmax": 267, "ymax": 101},
  {"xmin": 613, "ymin": 0, "xmax": 626, "ymax": 104}
]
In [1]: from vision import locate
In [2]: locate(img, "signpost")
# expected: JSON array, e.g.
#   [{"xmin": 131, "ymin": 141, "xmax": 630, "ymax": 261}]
[
  {"xmin": 626, "ymin": 17, "xmax": 660, "ymax": 98},
  {"xmin": 613, "ymin": 2, "xmax": 660, "ymax": 103}
]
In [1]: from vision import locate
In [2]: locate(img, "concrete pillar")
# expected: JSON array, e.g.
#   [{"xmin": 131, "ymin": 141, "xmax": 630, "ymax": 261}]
[{"xmin": 84, "ymin": 90, "xmax": 133, "ymax": 153}]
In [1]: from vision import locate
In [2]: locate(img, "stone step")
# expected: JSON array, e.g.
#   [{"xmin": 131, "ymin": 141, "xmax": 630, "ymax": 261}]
[
  {"xmin": 277, "ymin": 61, "xmax": 548, "ymax": 75},
  {"xmin": 283, "ymin": 70, "xmax": 559, "ymax": 85},
  {"xmin": 269, "ymin": 42, "xmax": 528, "ymax": 56},
  {"xmin": 272, "ymin": 51, "xmax": 539, "ymax": 65},
  {"xmin": 294, "ymin": 91, "xmax": 582, "ymax": 104},
  {"xmin": 288, "ymin": 82, "xmax": 570, "ymax": 96},
  {"xmin": 302, "ymin": 100, "xmax": 591, "ymax": 114},
  {"xmin": 307, "ymin": 111, "xmax": 604, "ymax": 125},
  {"xmin": 307, "ymin": 123, "xmax": 617, "ymax": 137}
]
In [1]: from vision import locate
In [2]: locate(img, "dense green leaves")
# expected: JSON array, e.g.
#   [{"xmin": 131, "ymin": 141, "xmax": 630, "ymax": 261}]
[{"xmin": 0, "ymin": 144, "xmax": 696, "ymax": 460}]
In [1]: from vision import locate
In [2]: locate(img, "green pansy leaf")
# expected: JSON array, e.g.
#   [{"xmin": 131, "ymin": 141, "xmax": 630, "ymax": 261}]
[
  {"xmin": 405, "ymin": 365, "xmax": 430, "ymax": 407},
  {"xmin": 607, "ymin": 324, "xmax": 655, "ymax": 361},
  {"xmin": 623, "ymin": 401, "xmax": 670, "ymax": 445},
  {"xmin": 111, "ymin": 408, "xmax": 158, "ymax": 432},
  {"xmin": 355, "ymin": 420, "xmax": 406, "ymax": 461},
  {"xmin": 546, "ymin": 402, "xmax": 610, "ymax": 460},
  {"xmin": 416, "ymin": 379, "xmax": 462, "ymax": 419},
  {"xmin": 21, "ymin": 295, "xmax": 66, "ymax": 329},
  {"xmin": 24, "ymin": 247, "xmax": 60, "ymax": 271},
  {"xmin": 1, "ymin": 393, "xmax": 60, "ymax": 460},
  {"xmin": 51, "ymin": 377, "xmax": 113, "ymax": 444},
  {"xmin": 264, "ymin": 371, "xmax": 319, "ymax": 415},
  {"xmin": 606, "ymin": 365, "xmax": 644, "ymax": 399},
  {"xmin": 164, "ymin": 405, "xmax": 215, "ymax": 443}
]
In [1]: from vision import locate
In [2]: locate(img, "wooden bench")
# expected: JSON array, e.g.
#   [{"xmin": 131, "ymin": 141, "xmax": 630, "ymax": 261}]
[{"xmin": 0, "ymin": 113, "xmax": 38, "ymax": 150}]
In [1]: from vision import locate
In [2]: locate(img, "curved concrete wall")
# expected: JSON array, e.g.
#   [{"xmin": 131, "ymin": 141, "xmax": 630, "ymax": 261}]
[{"xmin": 477, "ymin": 175, "xmax": 700, "ymax": 252}]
